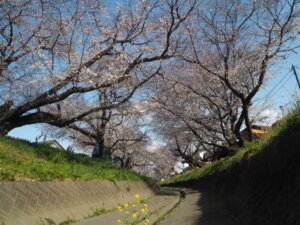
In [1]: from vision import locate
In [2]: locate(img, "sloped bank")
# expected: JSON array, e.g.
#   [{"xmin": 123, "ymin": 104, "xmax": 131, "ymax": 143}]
[
  {"xmin": 164, "ymin": 105, "xmax": 300, "ymax": 225},
  {"xmin": 167, "ymin": 124, "xmax": 300, "ymax": 225},
  {"xmin": 0, "ymin": 180, "xmax": 157, "ymax": 225},
  {"xmin": 206, "ymin": 124, "xmax": 300, "ymax": 225}
]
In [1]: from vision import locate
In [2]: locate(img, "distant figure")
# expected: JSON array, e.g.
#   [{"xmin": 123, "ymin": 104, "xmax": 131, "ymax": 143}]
[{"xmin": 92, "ymin": 143, "xmax": 104, "ymax": 158}]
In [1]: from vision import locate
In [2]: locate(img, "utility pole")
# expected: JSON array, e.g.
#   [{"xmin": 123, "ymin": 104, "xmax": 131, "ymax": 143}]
[{"xmin": 291, "ymin": 65, "xmax": 300, "ymax": 90}]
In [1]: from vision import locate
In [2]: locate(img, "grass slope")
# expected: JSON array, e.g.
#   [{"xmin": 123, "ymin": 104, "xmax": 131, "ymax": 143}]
[
  {"xmin": 0, "ymin": 136, "xmax": 150, "ymax": 182},
  {"xmin": 164, "ymin": 104, "xmax": 300, "ymax": 185}
]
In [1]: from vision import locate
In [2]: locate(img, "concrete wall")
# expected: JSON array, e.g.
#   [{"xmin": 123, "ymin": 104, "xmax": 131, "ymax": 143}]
[{"xmin": 0, "ymin": 181, "xmax": 157, "ymax": 225}]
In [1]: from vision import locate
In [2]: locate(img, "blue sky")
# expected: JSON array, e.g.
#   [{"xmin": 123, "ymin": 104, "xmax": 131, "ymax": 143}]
[{"xmin": 256, "ymin": 50, "xmax": 300, "ymax": 109}]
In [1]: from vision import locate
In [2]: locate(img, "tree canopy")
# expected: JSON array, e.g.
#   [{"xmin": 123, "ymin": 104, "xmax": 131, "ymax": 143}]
[{"xmin": 1, "ymin": 0, "xmax": 300, "ymax": 170}]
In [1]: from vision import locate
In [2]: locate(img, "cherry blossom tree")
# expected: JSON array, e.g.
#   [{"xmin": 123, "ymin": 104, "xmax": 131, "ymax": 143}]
[
  {"xmin": 0, "ymin": 0, "xmax": 196, "ymax": 135},
  {"xmin": 40, "ymin": 88, "xmax": 148, "ymax": 161},
  {"xmin": 182, "ymin": 0, "xmax": 300, "ymax": 144},
  {"xmin": 147, "ymin": 62, "xmax": 239, "ymax": 166},
  {"xmin": 123, "ymin": 144, "xmax": 177, "ymax": 180},
  {"xmin": 147, "ymin": 0, "xmax": 300, "ymax": 165}
]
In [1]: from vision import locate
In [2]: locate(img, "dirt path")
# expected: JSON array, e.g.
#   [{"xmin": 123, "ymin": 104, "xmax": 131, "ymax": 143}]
[{"xmin": 159, "ymin": 189, "xmax": 237, "ymax": 225}]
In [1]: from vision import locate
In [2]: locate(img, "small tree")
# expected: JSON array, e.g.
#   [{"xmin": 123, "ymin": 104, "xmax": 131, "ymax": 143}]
[{"xmin": 42, "ymin": 95, "xmax": 147, "ymax": 163}]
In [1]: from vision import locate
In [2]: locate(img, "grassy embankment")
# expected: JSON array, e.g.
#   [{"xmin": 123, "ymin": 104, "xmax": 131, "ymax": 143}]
[
  {"xmin": 163, "ymin": 104, "xmax": 300, "ymax": 225},
  {"xmin": 0, "ymin": 136, "xmax": 151, "ymax": 181},
  {"xmin": 163, "ymin": 104, "xmax": 300, "ymax": 185}
]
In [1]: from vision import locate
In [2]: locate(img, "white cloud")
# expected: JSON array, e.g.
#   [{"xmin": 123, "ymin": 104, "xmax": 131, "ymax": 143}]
[{"xmin": 259, "ymin": 108, "xmax": 282, "ymax": 126}]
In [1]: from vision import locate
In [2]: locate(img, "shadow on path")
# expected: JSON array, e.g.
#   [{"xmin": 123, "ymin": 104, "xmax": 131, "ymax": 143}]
[{"xmin": 159, "ymin": 187, "xmax": 239, "ymax": 225}]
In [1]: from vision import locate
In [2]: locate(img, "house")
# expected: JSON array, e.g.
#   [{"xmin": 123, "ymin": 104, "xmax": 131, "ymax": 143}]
[
  {"xmin": 173, "ymin": 163, "xmax": 183, "ymax": 174},
  {"xmin": 172, "ymin": 162, "xmax": 189, "ymax": 175},
  {"xmin": 42, "ymin": 140, "xmax": 65, "ymax": 150},
  {"xmin": 198, "ymin": 150, "xmax": 213, "ymax": 162}
]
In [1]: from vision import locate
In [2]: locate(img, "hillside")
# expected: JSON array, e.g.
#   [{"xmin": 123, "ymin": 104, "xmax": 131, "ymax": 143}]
[
  {"xmin": 0, "ymin": 136, "xmax": 150, "ymax": 182},
  {"xmin": 163, "ymin": 105, "xmax": 300, "ymax": 225}
]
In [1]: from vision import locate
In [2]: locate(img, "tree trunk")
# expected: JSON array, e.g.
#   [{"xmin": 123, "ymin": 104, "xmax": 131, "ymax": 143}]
[
  {"xmin": 92, "ymin": 139, "xmax": 105, "ymax": 159},
  {"xmin": 0, "ymin": 121, "xmax": 15, "ymax": 136},
  {"xmin": 244, "ymin": 105, "xmax": 253, "ymax": 141}
]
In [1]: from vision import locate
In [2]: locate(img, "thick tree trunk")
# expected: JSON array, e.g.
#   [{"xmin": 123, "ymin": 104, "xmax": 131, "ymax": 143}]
[
  {"xmin": 233, "ymin": 101, "xmax": 253, "ymax": 146},
  {"xmin": 244, "ymin": 105, "xmax": 253, "ymax": 141},
  {"xmin": 0, "ymin": 121, "xmax": 16, "ymax": 136},
  {"xmin": 92, "ymin": 139, "xmax": 105, "ymax": 159},
  {"xmin": 120, "ymin": 157, "xmax": 132, "ymax": 169}
]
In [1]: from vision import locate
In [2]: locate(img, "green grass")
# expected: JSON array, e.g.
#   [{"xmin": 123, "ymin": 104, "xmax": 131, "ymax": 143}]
[
  {"xmin": 163, "ymin": 104, "xmax": 300, "ymax": 184},
  {"xmin": 58, "ymin": 217, "xmax": 78, "ymax": 225},
  {"xmin": 0, "ymin": 135, "xmax": 152, "ymax": 182}
]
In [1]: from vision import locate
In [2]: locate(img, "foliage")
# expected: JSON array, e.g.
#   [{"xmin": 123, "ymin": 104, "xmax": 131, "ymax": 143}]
[
  {"xmin": 0, "ymin": 136, "xmax": 153, "ymax": 182},
  {"xmin": 163, "ymin": 104, "xmax": 300, "ymax": 184},
  {"xmin": 0, "ymin": 0, "xmax": 196, "ymax": 135},
  {"xmin": 148, "ymin": 0, "xmax": 300, "ymax": 166}
]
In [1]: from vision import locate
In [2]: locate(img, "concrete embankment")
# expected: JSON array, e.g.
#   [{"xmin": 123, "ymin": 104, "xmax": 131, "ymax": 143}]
[
  {"xmin": 73, "ymin": 188, "xmax": 180, "ymax": 225},
  {"xmin": 0, "ymin": 180, "xmax": 157, "ymax": 225}
]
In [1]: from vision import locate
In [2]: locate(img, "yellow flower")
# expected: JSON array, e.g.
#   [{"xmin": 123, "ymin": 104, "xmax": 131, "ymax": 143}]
[
  {"xmin": 132, "ymin": 213, "xmax": 137, "ymax": 219},
  {"xmin": 144, "ymin": 218, "xmax": 150, "ymax": 225},
  {"xmin": 124, "ymin": 203, "xmax": 129, "ymax": 208},
  {"xmin": 118, "ymin": 206, "xmax": 123, "ymax": 212},
  {"xmin": 125, "ymin": 211, "xmax": 130, "ymax": 214},
  {"xmin": 117, "ymin": 219, "xmax": 122, "ymax": 224},
  {"xmin": 136, "ymin": 200, "xmax": 140, "ymax": 204},
  {"xmin": 134, "ymin": 194, "xmax": 140, "ymax": 199},
  {"xmin": 141, "ymin": 208, "xmax": 145, "ymax": 213},
  {"xmin": 132, "ymin": 204, "xmax": 136, "ymax": 207},
  {"xmin": 143, "ymin": 203, "xmax": 148, "ymax": 207}
]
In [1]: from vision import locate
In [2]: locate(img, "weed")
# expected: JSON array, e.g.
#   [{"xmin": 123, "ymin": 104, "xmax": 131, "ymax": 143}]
[
  {"xmin": 112, "ymin": 180, "xmax": 121, "ymax": 191},
  {"xmin": 85, "ymin": 207, "xmax": 115, "ymax": 219},
  {"xmin": 59, "ymin": 217, "xmax": 77, "ymax": 225},
  {"xmin": 149, "ymin": 205, "xmax": 164, "ymax": 215},
  {"xmin": 179, "ymin": 190, "xmax": 186, "ymax": 200}
]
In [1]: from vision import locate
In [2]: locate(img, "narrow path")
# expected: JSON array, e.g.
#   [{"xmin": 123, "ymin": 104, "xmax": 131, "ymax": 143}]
[
  {"xmin": 159, "ymin": 189, "xmax": 236, "ymax": 225},
  {"xmin": 73, "ymin": 188, "xmax": 179, "ymax": 225}
]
